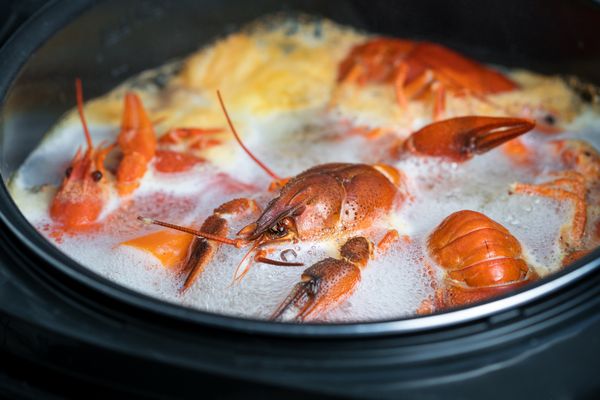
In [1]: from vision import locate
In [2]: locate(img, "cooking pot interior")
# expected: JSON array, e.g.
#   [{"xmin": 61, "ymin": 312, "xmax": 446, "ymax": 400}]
[{"xmin": 1, "ymin": 0, "xmax": 600, "ymax": 332}]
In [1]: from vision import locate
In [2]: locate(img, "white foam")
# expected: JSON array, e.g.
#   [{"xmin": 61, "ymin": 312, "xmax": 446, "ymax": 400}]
[{"xmin": 11, "ymin": 102, "xmax": 600, "ymax": 323}]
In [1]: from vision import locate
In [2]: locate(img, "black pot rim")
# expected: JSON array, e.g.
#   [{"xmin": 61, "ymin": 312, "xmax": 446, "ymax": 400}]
[{"xmin": 1, "ymin": 0, "xmax": 600, "ymax": 338}]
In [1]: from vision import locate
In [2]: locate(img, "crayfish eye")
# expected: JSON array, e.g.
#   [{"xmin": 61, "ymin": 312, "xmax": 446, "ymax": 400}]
[
  {"xmin": 269, "ymin": 223, "xmax": 287, "ymax": 238},
  {"xmin": 65, "ymin": 166, "xmax": 73, "ymax": 178},
  {"xmin": 268, "ymin": 217, "xmax": 296, "ymax": 239},
  {"xmin": 91, "ymin": 170, "xmax": 103, "ymax": 182},
  {"xmin": 543, "ymin": 113, "xmax": 556, "ymax": 126}
]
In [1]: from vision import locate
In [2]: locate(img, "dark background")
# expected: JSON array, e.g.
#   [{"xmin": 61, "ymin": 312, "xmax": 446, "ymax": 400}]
[{"xmin": 0, "ymin": 1, "xmax": 46, "ymax": 47}]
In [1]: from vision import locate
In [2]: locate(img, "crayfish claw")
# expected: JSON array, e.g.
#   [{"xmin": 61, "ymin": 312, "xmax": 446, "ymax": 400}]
[
  {"xmin": 116, "ymin": 92, "xmax": 157, "ymax": 196},
  {"xmin": 405, "ymin": 116, "xmax": 535, "ymax": 162},
  {"xmin": 271, "ymin": 257, "xmax": 361, "ymax": 322},
  {"xmin": 181, "ymin": 215, "xmax": 228, "ymax": 291},
  {"xmin": 270, "ymin": 277, "xmax": 317, "ymax": 321}
]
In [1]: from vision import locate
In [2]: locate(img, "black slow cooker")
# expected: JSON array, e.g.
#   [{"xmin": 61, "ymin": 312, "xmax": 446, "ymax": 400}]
[{"xmin": 1, "ymin": 1, "xmax": 600, "ymax": 398}]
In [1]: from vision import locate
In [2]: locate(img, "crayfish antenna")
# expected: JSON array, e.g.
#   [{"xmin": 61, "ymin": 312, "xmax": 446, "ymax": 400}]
[
  {"xmin": 75, "ymin": 78, "xmax": 94, "ymax": 151},
  {"xmin": 137, "ymin": 216, "xmax": 245, "ymax": 247},
  {"xmin": 216, "ymin": 90, "xmax": 283, "ymax": 181},
  {"xmin": 254, "ymin": 256, "xmax": 304, "ymax": 267},
  {"xmin": 404, "ymin": 116, "xmax": 535, "ymax": 162}
]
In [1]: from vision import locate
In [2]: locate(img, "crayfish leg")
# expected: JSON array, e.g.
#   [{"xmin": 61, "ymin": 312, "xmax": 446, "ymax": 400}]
[
  {"xmin": 393, "ymin": 63, "xmax": 409, "ymax": 110},
  {"xmin": 377, "ymin": 229, "xmax": 400, "ymax": 254},
  {"xmin": 511, "ymin": 177, "xmax": 586, "ymax": 248},
  {"xmin": 431, "ymin": 82, "xmax": 447, "ymax": 121}
]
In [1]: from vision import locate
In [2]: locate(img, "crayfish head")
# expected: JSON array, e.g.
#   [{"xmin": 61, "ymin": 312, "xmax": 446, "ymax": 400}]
[
  {"xmin": 264, "ymin": 216, "xmax": 298, "ymax": 241},
  {"xmin": 49, "ymin": 78, "xmax": 112, "ymax": 230},
  {"xmin": 240, "ymin": 165, "xmax": 347, "ymax": 243},
  {"xmin": 238, "ymin": 215, "xmax": 299, "ymax": 243},
  {"xmin": 50, "ymin": 147, "xmax": 109, "ymax": 230},
  {"xmin": 230, "ymin": 216, "xmax": 301, "ymax": 283}
]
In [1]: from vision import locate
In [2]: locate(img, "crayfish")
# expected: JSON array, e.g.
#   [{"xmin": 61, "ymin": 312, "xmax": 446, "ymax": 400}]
[
  {"xmin": 50, "ymin": 79, "xmax": 224, "ymax": 231},
  {"xmin": 334, "ymin": 37, "xmax": 568, "ymax": 131},
  {"xmin": 336, "ymin": 38, "xmax": 517, "ymax": 121},
  {"xmin": 137, "ymin": 89, "xmax": 535, "ymax": 322},
  {"xmin": 510, "ymin": 139, "xmax": 600, "ymax": 261}
]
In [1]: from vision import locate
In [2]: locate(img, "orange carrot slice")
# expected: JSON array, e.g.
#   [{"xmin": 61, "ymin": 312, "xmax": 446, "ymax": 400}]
[{"xmin": 121, "ymin": 229, "xmax": 193, "ymax": 267}]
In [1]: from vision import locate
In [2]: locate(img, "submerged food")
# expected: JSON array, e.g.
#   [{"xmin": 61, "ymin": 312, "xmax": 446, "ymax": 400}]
[{"xmin": 9, "ymin": 16, "xmax": 600, "ymax": 322}]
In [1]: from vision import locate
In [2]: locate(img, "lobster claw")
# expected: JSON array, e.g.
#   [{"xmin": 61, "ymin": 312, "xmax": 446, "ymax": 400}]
[
  {"xmin": 404, "ymin": 116, "xmax": 535, "ymax": 162},
  {"xmin": 270, "ymin": 258, "xmax": 361, "ymax": 322}
]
